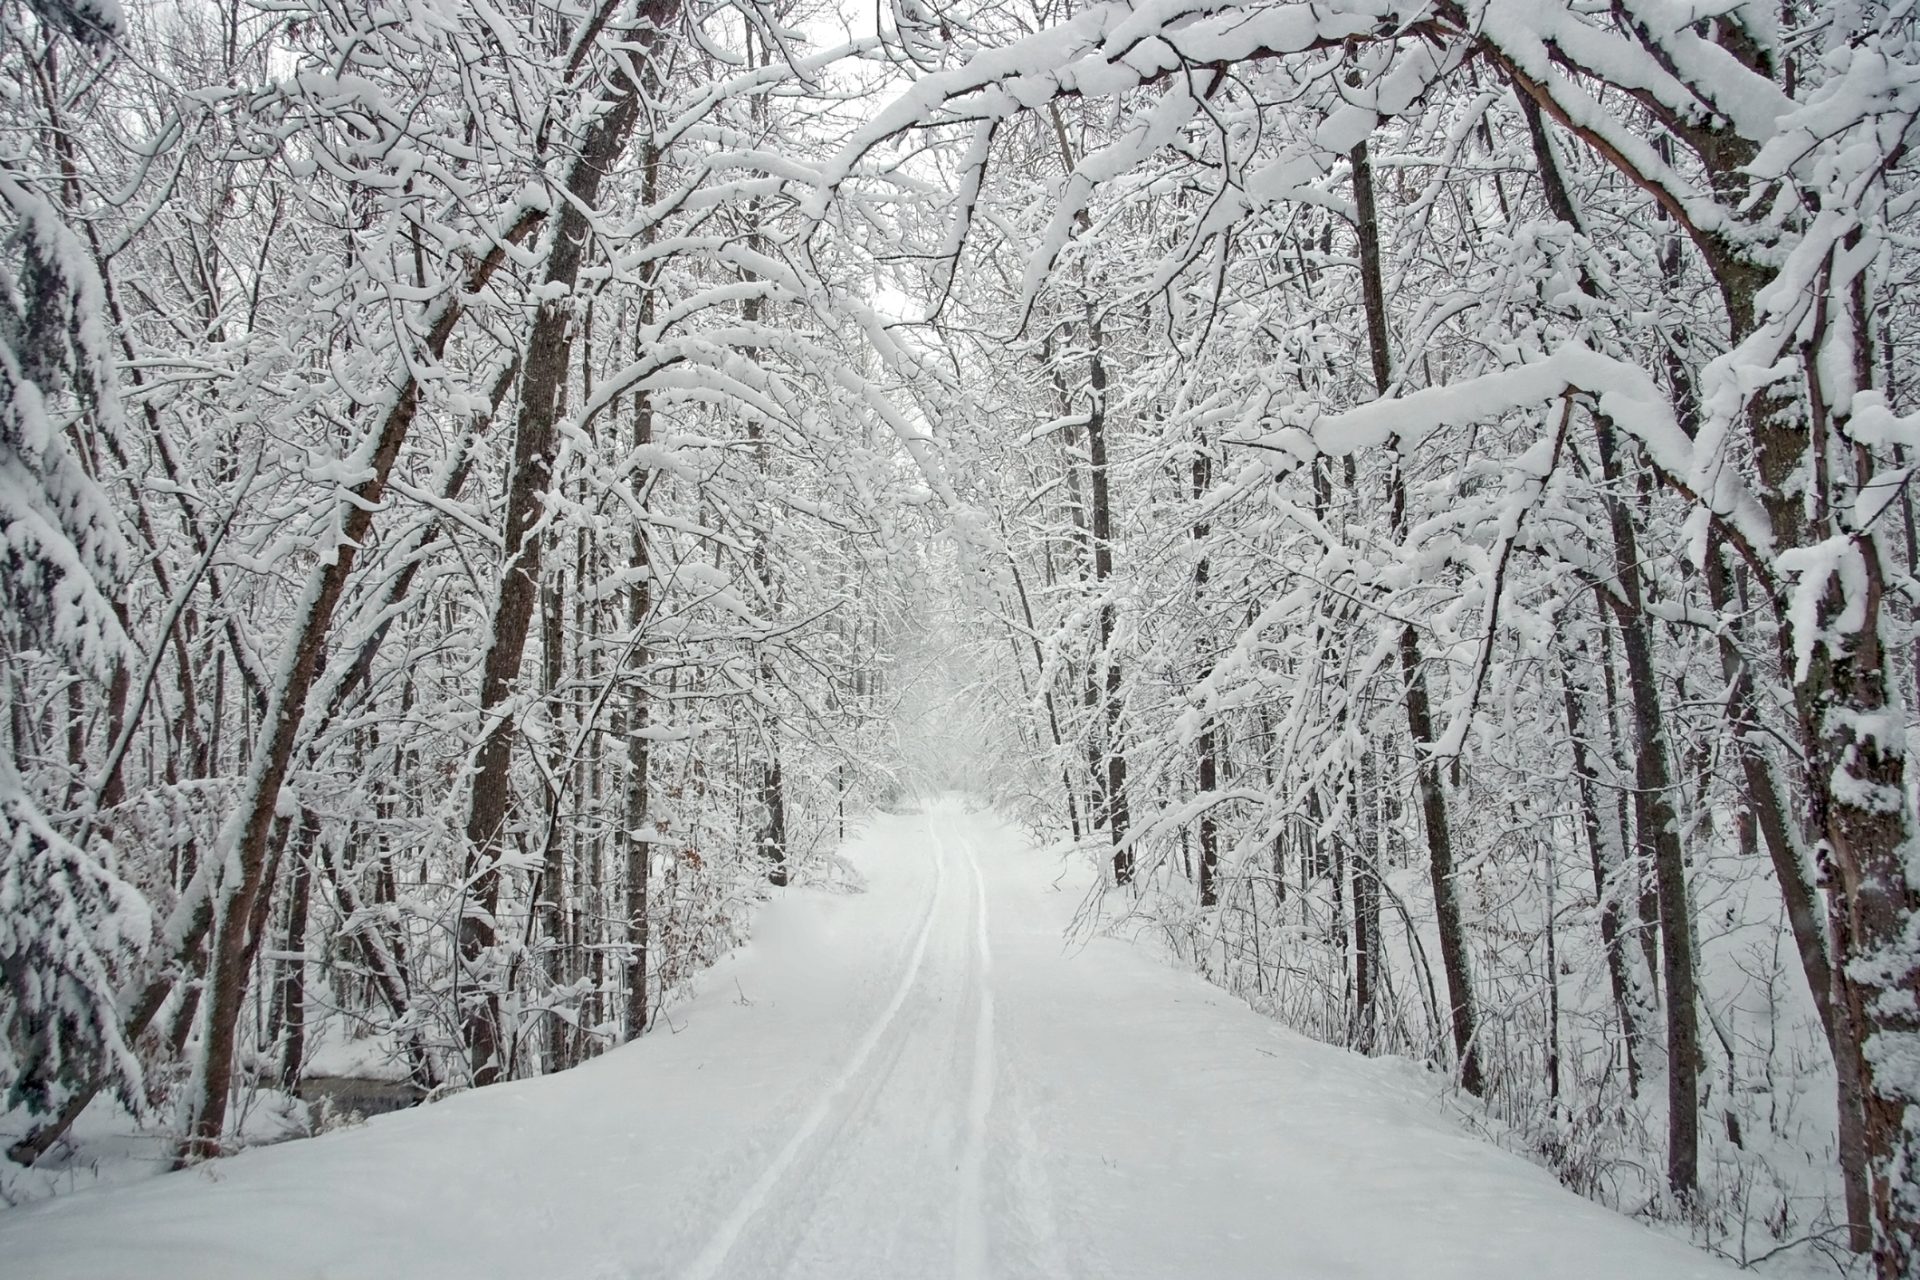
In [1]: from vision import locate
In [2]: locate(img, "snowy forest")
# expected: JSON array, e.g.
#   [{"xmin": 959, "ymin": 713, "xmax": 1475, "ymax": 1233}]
[{"xmin": 3, "ymin": 0, "xmax": 1920, "ymax": 1273}]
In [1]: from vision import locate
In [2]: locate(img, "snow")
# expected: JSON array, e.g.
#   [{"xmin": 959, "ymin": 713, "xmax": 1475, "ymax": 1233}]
[{"xmin": 0, "ymin": 799, "xmax": 1739, "ymax": 1278}]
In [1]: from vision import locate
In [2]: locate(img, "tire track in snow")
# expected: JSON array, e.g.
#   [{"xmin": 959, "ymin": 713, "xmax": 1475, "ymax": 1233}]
[
  {"xmin": 953, "ymin": 828, "xmax": 996, "ymax": 1280},
  {"xmin": 676, "ymin": 814, "xmax": 949, "ymax": 1280}
]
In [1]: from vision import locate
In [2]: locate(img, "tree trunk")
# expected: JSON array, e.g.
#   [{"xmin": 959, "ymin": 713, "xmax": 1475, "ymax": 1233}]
[
  {"xmin": 458, "ymin": 81, "xmax": 646, "ymax": 1087},
  {"xmin": 624, "ymin": 493, "xmax": 652, "ymax": 1038},
  {"xmin": 1352, "ymin": 136, "xmax": 1482, "ymax": 1096},
  {"xmin": 273, "ymin": 811, "xmax": 316, "ymax": 1089},
  {"xmin": 1702, "ymin": 543, "xmax": 1871, "ymax": 1245},
  {"xmin": 1083, "ymin": 310, "xmax": 1130, "ymax": 885},
  {"xmin": 1352, "ymin": 752, "xmax": 1381, "ymax": 1053},
  {"xmin": 1762, "ymin": 270, "xmax": 1920, "ymax": 1274},
  {"xmin": 1591, "ymin": 412, "xmax": 1699, "ymax": 1200},
  {"xmin": 1192, "ymin": 446, "xmax": 1218, "ymax": 908},
  {"xmin": 623, "ymin": 138, "xmax": 661, "ymax": 1041}
]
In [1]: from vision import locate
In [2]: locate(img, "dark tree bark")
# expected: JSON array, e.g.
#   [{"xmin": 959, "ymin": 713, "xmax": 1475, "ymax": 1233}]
[
  {"xmin": 1702, "ymin": 543, "xmax": 1870, "ymax": 1245},
  {"xmin": 737, "ymin": 287, "xmax": 789, "ymax": 887},
  {"xmin": 1351, "ymin": 136, "xmax": 1482, "ymax": 1096},
  {"xmin": 458, "ymin": 73, "xmax": 650, "ymax": 1086},
  {"xmin": 1192, "ymin": 446, "xmax": 1218, "ymax": 908},
  {"xmin": 538, "ymin": 547, "xmax": 571, "ymax": 1074},
  {"xmin": 1083, "ymin": 311, "xmax": 1131, "ymax": 885},
  {"xmin": 1352, "ymin": 756, "xmax": 1381, "ymax": 1053},
  {"xmin": 1044, "ymin": 329, "xmax": 1101, "ymax": 842},
  {"xmin": 272, "ymin": 811, "xmax": 316, "ymax": 1089},
  {"xmin": 1590, "ymin": 413, "xmax": 1700, "ymax": 1199},
  {"xmin": 1044, "ymin": 111, "xmax": 1129, "ymax": 883},
  {"xmin": 624, "ymin": 140, "xmax": 660, "ymax": 1037},
  {"xmin": 624, "ymin": 457, "xmax": 653, "ymax": 1037}
]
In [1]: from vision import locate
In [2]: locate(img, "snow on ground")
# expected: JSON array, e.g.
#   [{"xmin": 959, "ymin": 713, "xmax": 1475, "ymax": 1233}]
[{"xmin": 0, "ymin": 798, "xmax": 1740, "ymax": 1278}]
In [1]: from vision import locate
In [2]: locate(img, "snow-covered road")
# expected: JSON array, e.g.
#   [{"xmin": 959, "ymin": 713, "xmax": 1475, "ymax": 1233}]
[{"xmin": 2, "ymin": 800, "xmax": 1736, "ymax": 1278}]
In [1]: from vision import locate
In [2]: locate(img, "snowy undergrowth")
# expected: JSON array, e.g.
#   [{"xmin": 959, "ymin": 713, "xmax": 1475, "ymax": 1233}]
[
  {"xmin": 0, "ymin": 813, "xmax": 866, "ymax": 1213},
  {"xmin": 1085, "ymin": 833, "xmax": 1857, "ymax": 1277}
]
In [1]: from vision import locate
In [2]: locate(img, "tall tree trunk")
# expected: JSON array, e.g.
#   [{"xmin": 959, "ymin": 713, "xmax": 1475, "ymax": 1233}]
[
  {"xmin": 1351, "ymin": 136, "xmax": 1482, "ymax": 1096},
  {"xmin": 1591, "ymin": 413, "xmax": 1699, "ymax": 1200},
  {"xmin": 273, "ymin": 811, "xmax": 316, "ymax": 1089},
  {"xmin": 458, "ymin": 80, "xmax": 647, "ymax": 1087},
  {"xmin": 1516, "ymin": 89, "xmax": 1664, "ymax": 1104},
  {"xmin": 1352, "ymin": 752, "xmax": 1381, "ymax": 1053},
  {"xmin": 624, "ymin": 140, "xmax": 660, "ymax": 1037},
  {"xmin": 624, "ymin": 478, "xmax": 653, "ymax": 1038},
  {"xmin": 1764, "ymin": 265, "xmax": 1919, "ymax": 1273},
  {"xmin": 1084, "ymin": 310, "xmax": 1130, "ymax": 884},
  {"xmin": 1046, "ymin": 333, "xmax": 1100, "ymax": 842},
  {"xmin": 734, "ymin": 44, "xmax": 788, "ymax": 887},
  {"xmin": 1192, "ymin": 446, "xmax": 1218, "ymax": 907},
  {"xmin": 739, "ymin": 295, "xmax": 788, "ymax": 886},
  {"xmin": 1046, "ymin": 111, "xmax": 1127, "ymax": 881},
  {"xmin": 1592, "ymin": 608, "xmax": 1664, "ymax": 1006},
  {"xmin": 539, "ymin": 552, "xmax": 571, "ymax": 1074},
  {"xmin": 1703, "ymin": 544, "xmax": 1871, "ymax": 1246}
]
